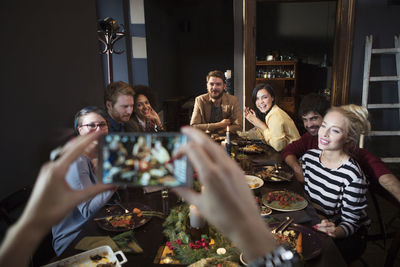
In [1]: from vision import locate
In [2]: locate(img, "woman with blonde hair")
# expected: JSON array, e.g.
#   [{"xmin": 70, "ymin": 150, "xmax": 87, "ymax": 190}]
[{"xmin": 302, "ymin": 104, "xmax": 370, "ymax": 263}]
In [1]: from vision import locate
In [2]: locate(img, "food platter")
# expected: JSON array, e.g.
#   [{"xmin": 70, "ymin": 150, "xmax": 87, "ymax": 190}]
[
  {"xmin": 231, "ymin": 139, "xmax": 265, "ymax": 146},
  {"xmin": 255, "ymin": 166, "xmax": 293, "ymax": 182},
  {"xmin": 268, "ymin": 223, "xmax": 322, "ymax": 260},
  {"xmin": 95, "ymin": 202, "xmax": 152, "ymax": 232},
  {"xmin": 42, "ymin": 245, "xmax": 127, "ymax": 267},
  {"xmin": 210, "ymin": 134, "xmax": 226, "ymax": 142},
  {"xmin": 262, "ymin": 191, "xmax": 307, "ymax": 212},
  {"xmin": 238, "ymin": 144, "xmax": 265, "ymax": 154}
]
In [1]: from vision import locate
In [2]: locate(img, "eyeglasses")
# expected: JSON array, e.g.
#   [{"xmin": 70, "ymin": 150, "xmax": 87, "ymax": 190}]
[{"xmin": 80, "ymin": 122, "xmax": 108, "ymax": 130}]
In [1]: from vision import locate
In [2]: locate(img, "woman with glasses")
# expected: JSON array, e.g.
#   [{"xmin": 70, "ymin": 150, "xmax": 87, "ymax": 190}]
[{"xmin": 52, "ymin": 106, "xmax": 116, "ymax": 256}]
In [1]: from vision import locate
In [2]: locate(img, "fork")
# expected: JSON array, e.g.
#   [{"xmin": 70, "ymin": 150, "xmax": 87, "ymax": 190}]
[
  {"xmin": 114, "ymin": 201, "xmax": 130, "ymax": 214},
  {"xmin": 271, "ymin": 216, "xmax": 290, "ymax": 234},
  {"xmin": 278, "ymin": 218, "xmax": 294, "ymax": 235}
]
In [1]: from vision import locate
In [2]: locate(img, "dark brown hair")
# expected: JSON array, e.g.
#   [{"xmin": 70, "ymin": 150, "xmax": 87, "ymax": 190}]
[{"xmin": 206, "ymin": 70, "xmax": 226, "ymax": 83}]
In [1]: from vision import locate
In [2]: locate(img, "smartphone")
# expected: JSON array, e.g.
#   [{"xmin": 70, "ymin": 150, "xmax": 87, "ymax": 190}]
[{"xmin": 98, "ymin": 132, "xmax": 192, "ymax": 187}]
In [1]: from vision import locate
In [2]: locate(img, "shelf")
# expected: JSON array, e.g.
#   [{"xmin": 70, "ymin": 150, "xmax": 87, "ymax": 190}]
[
  {"xmin": 256, "ymin": 60, "xmax": 297, "ymax": 66},
  {"xmin": 256, "ymin": 78, "xmax": 295, "ymax": 81}
]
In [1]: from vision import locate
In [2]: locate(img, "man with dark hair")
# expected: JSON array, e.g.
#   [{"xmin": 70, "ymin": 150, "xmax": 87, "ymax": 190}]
[
  {"xmin": 190, "ymin": 70, "xmax": 242, "ymax": 133},
  {"xmin": 104, "ymin": 81, "xmax": 138, "ymax": 132},
  {"xmin": 281, "ymin": 94, "xmax": 400, "ymax": 202}
]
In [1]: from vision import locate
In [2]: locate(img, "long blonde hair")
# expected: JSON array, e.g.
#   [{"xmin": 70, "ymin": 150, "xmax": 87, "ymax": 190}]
[{"xmin": 327, "ymin": 104, "xmax": 370, "ymax": 153}]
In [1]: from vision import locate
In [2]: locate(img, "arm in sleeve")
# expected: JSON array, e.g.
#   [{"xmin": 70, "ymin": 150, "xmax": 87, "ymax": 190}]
[
  {"xmin": 66, "ymin": 159, "xmax": 114, "ymax": 219},
  {"xmin": 228, "ymin": 96, "xmax": 243, "ymax": 132},
  {"xmin": 190, "ymin": 97, "xmax": 210, "ymax": 131},
  {"xmin": 355, "ymin": 149, "xmax": 400, "ymax": 202},
  {"xmin": 262, "ymin": 114, "xmax": 288, "ymax": 152},
  {"xmin": 338, "ymin": 175, "xmax": 368, "ymax": 237},
  {"xmin": 281, "ymin": 136, "xmax": 310, "ymax": 161},
  {"xmin": 355, "ymin": 148, "xmax": 392, "ymax": 182}
]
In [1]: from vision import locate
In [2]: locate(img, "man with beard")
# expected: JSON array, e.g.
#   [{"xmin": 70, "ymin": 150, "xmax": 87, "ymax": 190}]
[
  {"xmin": 190, "ymin": 70, "xmax": 242, "ymax": 133},
  {"xmin": 281, "ymin": 93, "xmax": 400, "ymax": 202},
  {"xmin": 104, "ymin": 81, "xmax": 139, "ymax": 132}
]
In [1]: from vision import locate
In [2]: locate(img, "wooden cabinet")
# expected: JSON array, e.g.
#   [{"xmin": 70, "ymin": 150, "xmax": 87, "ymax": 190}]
[{"xmin": 255, "ymin": 60, "xmax": 297, "ymax": 117}]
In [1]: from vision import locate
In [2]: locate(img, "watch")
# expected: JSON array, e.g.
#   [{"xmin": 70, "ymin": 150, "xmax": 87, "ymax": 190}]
[{"xmin": 248, "ymin": 245, "xmax": 299, "ymax": 267}]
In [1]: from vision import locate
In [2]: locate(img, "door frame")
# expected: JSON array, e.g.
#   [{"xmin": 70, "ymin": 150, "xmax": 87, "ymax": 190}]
[{"xmin": 234, "ymin": 0, "xmax": 355, "ymax": 111}]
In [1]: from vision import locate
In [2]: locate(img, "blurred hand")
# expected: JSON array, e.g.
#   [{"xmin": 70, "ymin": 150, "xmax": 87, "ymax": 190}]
[
  {"xmin": 146, "ymin": 107, "xmax": 161, "ymax": 124},
  {"xmin": 314, "ymin": 219, "xmax": 338, "ymax": 238},
  {"xmin": 173, "ymin": 127, "xmax": 276, "ymax": 261},
  {"xmin": 19, "ymin": 132, "xmax": 116, "ymax": 234}
]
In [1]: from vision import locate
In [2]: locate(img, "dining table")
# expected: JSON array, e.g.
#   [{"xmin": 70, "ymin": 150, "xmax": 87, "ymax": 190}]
[{"xmin": 55, "ymin": 136, "xmax": 347, "ymax": 267}]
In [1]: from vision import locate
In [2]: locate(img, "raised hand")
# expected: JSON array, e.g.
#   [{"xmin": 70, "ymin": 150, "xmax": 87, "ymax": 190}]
[
  {"xmin": 0, "ymin": 132, "xmax": 116, "ymax": 267},
  {"xmin": 173, "ymin": 127, "xmax": 276, "ymax": 261}
]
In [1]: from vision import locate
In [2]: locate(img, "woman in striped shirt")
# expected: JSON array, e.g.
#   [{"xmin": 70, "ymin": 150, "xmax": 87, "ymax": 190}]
[{"xmin": 301, "ymin": 104, "xmax": 370, "ymax": 263}]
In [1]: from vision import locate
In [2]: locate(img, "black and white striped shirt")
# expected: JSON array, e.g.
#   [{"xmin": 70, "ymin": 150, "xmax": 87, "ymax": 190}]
[{"xmin": 302, "ymin": 149, "xmax": 369, "ymax": 236}]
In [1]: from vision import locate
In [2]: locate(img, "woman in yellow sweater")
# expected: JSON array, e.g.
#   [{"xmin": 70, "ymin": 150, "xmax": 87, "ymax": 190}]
[{"xmin": 244, "ymin": 83, "xmax": 300, "ymax": 151}]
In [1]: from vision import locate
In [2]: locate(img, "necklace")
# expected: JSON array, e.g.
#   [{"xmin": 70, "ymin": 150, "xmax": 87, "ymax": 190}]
[{"xmin": 320, "ymin": 150, "xmax": 347, "ymax": 169}]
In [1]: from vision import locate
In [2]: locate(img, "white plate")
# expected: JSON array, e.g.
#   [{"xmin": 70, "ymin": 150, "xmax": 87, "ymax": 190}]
[
  {"xmin": 42, "ymin": 245, "xmax": 127, "ymax": 267},
  {"xmin": 245, "ymin": 175, "xmax": 264, "ymax": 190}
]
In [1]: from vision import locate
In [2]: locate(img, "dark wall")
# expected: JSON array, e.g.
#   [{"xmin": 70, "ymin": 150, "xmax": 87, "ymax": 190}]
[
  {"xmin": 145, "ymin": 0, "xmax": 234, "ymax": 104},
  {"xmin": 349, "ymin": 0, "xmax": 400, "ymax": 155},
  {"xmin": 350, "ymin": 0, "xmax": 400, "ymax": 105},
  {"xmin": 256, "ymin": 1, "xmax": 336, "ymax": 65},
  {"xmin": 0, "ymin": 0, "xmax": 104, "ymax": 198}
]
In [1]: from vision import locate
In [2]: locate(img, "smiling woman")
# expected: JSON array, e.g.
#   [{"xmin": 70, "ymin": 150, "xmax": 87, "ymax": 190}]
[
  {"xmin": 302, "ymin": 104, "xmax": 371, "ymax": 263},
  {"xmin": 244, "ymin": 83, "xmax": 300, "ymax": 152},
  {"xmin": 131, "ymin": 85, "xmax": 165, "ymax": 132},
  {"xmin": 52, "ymin": 106, "xmax": 117, "ymax": 256}
]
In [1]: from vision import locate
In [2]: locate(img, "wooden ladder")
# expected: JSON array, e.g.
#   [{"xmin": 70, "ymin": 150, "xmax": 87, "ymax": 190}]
[{"xmin": 360, "ymin": 35, "xmax": 400, "ymax": 163}]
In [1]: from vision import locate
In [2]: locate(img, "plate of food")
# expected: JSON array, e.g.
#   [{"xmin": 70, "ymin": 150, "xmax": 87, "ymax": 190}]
[
  {"xmin": 42, "ymin": 245, "xmax": 127, "ymax": 267},
  {"xmin": 95, "ymin": 202, "xmax": 152, "ymax": 232},
  {"xmin": 245, "ymin": 175, "xmax": 264, "ymax": 190},
  {"xmin": 262, "ymin": 191, "xmax": 307, "ymax": 212},
  {"xmin": 255, "ymin": 166, "xmax": 293, "ymax": 182},
  {"xmin": 211, "ymin": 134, "xmax": 226, "ymax": 142},
  {"xmin": 268, "ymin": 223, "xmax": 322, "ymax": 261},
  {"xmin": 238, "ymin": 144, "xmax": 265, "ymax": 154}
]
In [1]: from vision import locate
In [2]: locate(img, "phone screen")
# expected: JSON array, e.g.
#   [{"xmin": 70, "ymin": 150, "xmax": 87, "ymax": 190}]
[{"xmin": 98, "ymin": 133, "xmax": 191, "ymax": 187}]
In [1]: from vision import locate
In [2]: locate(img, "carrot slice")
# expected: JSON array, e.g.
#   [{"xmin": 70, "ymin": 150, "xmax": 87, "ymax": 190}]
[{"xmin": 296, "ymin": 232, "xmax": 302, "ymax": 254}]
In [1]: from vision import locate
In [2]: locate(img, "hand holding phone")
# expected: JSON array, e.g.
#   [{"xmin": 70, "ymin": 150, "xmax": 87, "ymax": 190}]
[{"xmin": 98, "ymin": 133, "xmax": 192, "ymax": 187}]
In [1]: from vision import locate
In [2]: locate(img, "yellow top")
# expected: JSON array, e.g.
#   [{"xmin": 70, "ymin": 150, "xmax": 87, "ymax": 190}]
[{"xmin": 256, "ymin": 105, "xmax": 300, "ymax": 152}]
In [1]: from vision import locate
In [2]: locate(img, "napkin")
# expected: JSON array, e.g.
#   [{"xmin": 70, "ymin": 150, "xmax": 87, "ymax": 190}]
[
  {"xmin": 112, "ymin": 230, "xmax": 144, "ymax": 253},
  {"xmin": 75, "ymin": 236, "xmax": 119, "ymax": 251}
]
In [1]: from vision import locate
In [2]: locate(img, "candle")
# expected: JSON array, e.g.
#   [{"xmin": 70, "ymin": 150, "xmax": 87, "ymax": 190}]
[
  {"xmin": 226, "ymin": 126, "xmax": 230, "ymax": 144},
  {"xmin": 216, "ymin": 248, "xmax": 226, "ymax": 255},
  {"xmin": 189, "ymin": 204, "xmax": 205, "ymax": 228}
]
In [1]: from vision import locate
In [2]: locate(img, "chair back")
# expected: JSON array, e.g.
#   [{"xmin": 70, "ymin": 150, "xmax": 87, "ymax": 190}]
[{"xmin": 0, "ymin": 186, "xmax": 32, "ymax": 226}]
